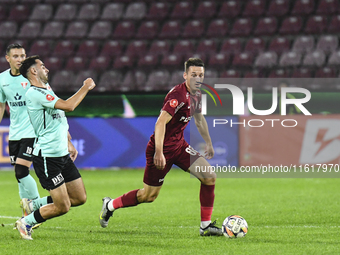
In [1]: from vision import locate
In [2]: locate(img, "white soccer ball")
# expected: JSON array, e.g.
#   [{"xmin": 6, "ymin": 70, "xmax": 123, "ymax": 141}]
[{"xmin": 222, "ymin": 215, "xmax": 248, "ymax": 238}]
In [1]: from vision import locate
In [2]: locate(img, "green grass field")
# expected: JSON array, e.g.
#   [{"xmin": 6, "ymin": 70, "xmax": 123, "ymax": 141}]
[{"xmin": 1, "ymin": 169, "xmax": 339, "ymax": 255}]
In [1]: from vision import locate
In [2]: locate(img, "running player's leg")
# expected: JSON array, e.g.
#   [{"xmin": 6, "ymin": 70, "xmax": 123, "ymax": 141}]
[{"xmin": 65, "ymin": 178, "xmax": 86, "ymax": 206}]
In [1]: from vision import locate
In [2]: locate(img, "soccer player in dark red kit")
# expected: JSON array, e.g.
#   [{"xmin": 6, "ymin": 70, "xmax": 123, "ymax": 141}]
[{"xmin": 99, "ymin": 58, "xmax": 222, "ymax": 236}]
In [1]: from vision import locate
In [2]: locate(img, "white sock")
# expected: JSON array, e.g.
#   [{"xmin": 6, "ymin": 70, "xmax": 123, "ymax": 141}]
[
  {"xmin": 107, "ymin": 199, "xmax": 115, "ymax": 211},
  {"xmin": 200, "ymin": 221, "xmax": 211, "ymax": 229}
]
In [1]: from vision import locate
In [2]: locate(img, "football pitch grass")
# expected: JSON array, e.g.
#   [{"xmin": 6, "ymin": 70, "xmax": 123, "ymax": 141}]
[{"xmin": 1, "ymin": 168, "xmax": 339, "ymax": 255}]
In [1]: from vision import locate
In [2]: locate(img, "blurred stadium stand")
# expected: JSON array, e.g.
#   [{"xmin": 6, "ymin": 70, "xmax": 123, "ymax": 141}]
[{"xmin": 1, "ymin": 0, "xmax": 340, "ymax": 92}]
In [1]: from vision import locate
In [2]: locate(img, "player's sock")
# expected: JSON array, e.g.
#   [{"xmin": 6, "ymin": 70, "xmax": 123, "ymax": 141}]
[
  {"xmin": 32, "ymin": 196, "xmax": 53, "ymax": 211},
  {"xmin": 108, "ymin": 189, "xmax": 139, "ymax": 211},
  {"xmin": 200, "ymin": 184, "xmax": 215, "ymax": 225},
  {"xmin": 18, "ymin": 182, "xmax": 29, "ymax": 200},
  {"xmin": 24, "ymin": 209, "xmax": 46, "ymax": 226},
  {"xmin": 18, "ymin": 174, "xmax": 40, "ymax": 200}
]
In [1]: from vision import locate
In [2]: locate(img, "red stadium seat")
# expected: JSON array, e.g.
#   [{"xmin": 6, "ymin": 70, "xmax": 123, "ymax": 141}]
[
  {"xmin": 52, "ymin": 40, "xmax": 75, "ymax": 57},
  {"xmin": 98, "ymin": 70, "xmax": 123, "ymax": 92},
  {"xmin": 7, "ymin": 5, "xmax": 30, "ymax": 22},
  {"xmin": 145, "ymin": 2, "xmax": 169, "ymax": 20},
  {"xmin": 279, "ymin": 16, "xmax": 303, "ymax": 35},
  {"xmin": 76, "ymin": 40, "xmax": 99, "ymax": 58},
  {"xmin": 254, "ymin": 52, "xmax": 278, "ymax": 68},
  {"xmin": 194, "ymin": 1, "xmax": 216, "ymax": 19},
  {"xmin": 136, "ymin": 21, "xmax": 159, "ymax": 40},
  {"xmin": 72, "ymin": 70, "xmax": 98, "ymax": 93},
  {"xmin": 17, "ymin": 21, "xmax": 41, "ymax": 39},
  {"xmin": 99, "ymin": 40, "xmax": 123, "ymax": 57},
  {"xmin": 144, "ymin": 70, "xmax": 171, "ymax": 91},
  {"xmin": 161, "ymin": 54, "xmax": 184, "ymax": 70},
  {"xmin": 64, "ymin": 21, "xmax": 88, "ymax": 39},
  {"xmin": 304, "ymin": 16, "xmax": 328, "ymax": 34},
  {"xmin": 88, "ymin": 56, "xmax": 110, "ymax": 71},
  {"xmin": 29, "ymin": 40, "xmax": 52, "ymax": 57},
  {"xmin": 113, "ymin": 55, "xmax": 135, "ymax": 69},
  {"xmin": 182, "ymin": 20, "xmax": 205, "ymax": 38},
  {"xmin": 123, "ymin": 2, "xmax": 147, "ymax": 20},
  {"xmin": 112, "ymin": 21, "xmax": 135, "ymax": 40},
  {"xmin": 268, "ymin": 69, "xmax": 290, "ymax": 78},
  {"xmin": 148, "ymin": 40, "xmax": 171, "ymax": 56},
  {"xmin": 230, "ymin": 18, "xmax": 252, "ymax": 37},
  {"xmin": 218, "ymin": 1, "xmax": 242, "ymax": 19},
  {"xmin": 158, "ymin": 20, "xmax": 182, "ymax": 39},
  {"xmin": 54, "ymin": 4, "xmax": 77, "ymax": 21},
  {"xmin": 232, "ymin": 52, "xmax": 254, "ymax": 68},
  {"xmin": 328, "ymin": 15, "xmax": 340, "ymax": 33},
  {"xmin": 244, "ymin": 38, "xmax": 266, "ymax": 54},
  {"xmin": 88, "ymin": 21, "xmax": 112, "ymax": 40},
  {"xmin": 121, "ymin": 70, "xmax": 147, "ymax": 92},
  {"xmin": 169, "ymin": 70, "xmax": 185, "ymax": 87},
  {"xmin": 205, "ymin": 19, "xmax": 229, "ymax": 38},
  {"xmin": 43, "ymin": 57, "xmax": 64, "ymax": 72},
  {"xmin": 196, "ymin": 39, "xmax": 218, "ymax": 55},
  {"xmin": 327, "ymin": 51, "xmax": 340, "ymax": 66},
  {"xmin": 173, "ymin": 40, "xmax": 195, "ymax": 56},
  {"xmin": 302, "ymin": 50, "xmax": 326, "ymax": 67},
  {"xmin": 220, "ymin": 69, "xmax": 241, "ymax": 78},
  {"xmin": 279, "ymin": 51, "xmax": 302, "ymax": 67},
  {"xmin": 291, "ymin": 68, "xmax": 313, "ymax": 78},
  {"xmin": 0, "ymin": 21, "xmax": 18, "ymax": 39},
  {"xmin": 253, "ymin": 17, "xmax": 278, "ymax": 36},
  {"xmin": 292, "ymin": 36, "xmax": 315, "ymax": 53},
  {"xmin": 101, "ymin": 3, "xmax": 124, "ymax": 20},
  {"xmin": 208, "ymin": 53, "xmax": 231, "ymax": 70},
  {"xmin": 243, "ymin": 0, "xmax": 266, "ymax": 17},
  {"xmin": 220, "ymin": 38, "xmax": 243, "ymax": 54},
  {"xmin": 41, "ymin": 21, "xmax": 64, "ymax": 39},
  {"xmin": 315, "ymin": 67, "xmax": 337, "ymax": 77},
  {"xmin": 65, "ymin": 56, "xmax": 88, "ymax": 71},
  {"xmin": 0, "ymin": 6, "xmax": 6, "ymax": 21},
  {"xmin": 316, "ymin": 0, "xmax": 339, "ymax": 15},
  {"xmin": 266, "ymin": 0, "xmax": 290, "ymax": 17},
  {"xmin": 0, "ymin": 57, "xmax": 9, "ymax": 71},
  {"xmin": 125, "ymin": 41, "xmax": 148, "ymax": 58},
  {"xmin": 77, "ymin": 3, "xmax": 100, "ymax": 21},
  {"xmin": 268, "ymin": 37, "xmax": 291, "ymax": 53},
  {"xmin": 316, "ymin": 35, "xmax": 338, "ymax": 53},
  {"xmin": 29, "ymin": 4, "xmax": 53, "ymax": 21},
  {"xmin": 170, "ymin": 1, "xmax": 194, "ymax": 19},
  {"xmin": 51, "ymin": 70, "xmax": 75, "ymax": 91},
  {"xmin": 137, "ymin": 54, "xmax": 159, "ymax": 70},
  {"xmin": 291, "ymin": 0, "xmax": 315, "ymax": 15}
]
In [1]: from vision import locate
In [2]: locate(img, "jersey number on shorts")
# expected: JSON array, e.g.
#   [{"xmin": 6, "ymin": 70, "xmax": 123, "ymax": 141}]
[
  {"xmin": 185, "ymin": 145, "xmax": 198, "ymax": 156},
  {"xmin": 26, "ymin": 147, "xmax": 32, "ymax": 155}
]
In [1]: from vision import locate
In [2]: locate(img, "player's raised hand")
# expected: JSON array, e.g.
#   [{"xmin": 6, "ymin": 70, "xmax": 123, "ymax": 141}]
[
  {"xmin": 83, "ymin": 78, "xmax": 96, "ymax": 90},
  {"xmin": 205, "ymin": 144, "xmax": 214, "ymax": 160},
  {"xmin": 154, "ymin": 151, "xmax": 166, "ymax": 170}
]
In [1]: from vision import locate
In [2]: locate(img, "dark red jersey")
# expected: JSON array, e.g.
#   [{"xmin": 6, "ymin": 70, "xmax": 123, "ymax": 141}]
[{"xmin": 150, "ymin": 82, "xmax": 201, "ymax": 152}]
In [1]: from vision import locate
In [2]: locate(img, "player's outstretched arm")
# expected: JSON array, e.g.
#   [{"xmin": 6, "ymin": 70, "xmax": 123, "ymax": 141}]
[
  {"xmin": 154, "ymin": 110, "xmax": 172, "ymax": 170},
  {"xmin": 0, "ymin": 102, "xmax": 5, "ymax": 123},
  {"xmin": 54, "ymin": 78, "xmax": 96, "ymax": 112},
  {"xmin": 193, "ymin": 112, "xmax": 214, "ymax": 159}
]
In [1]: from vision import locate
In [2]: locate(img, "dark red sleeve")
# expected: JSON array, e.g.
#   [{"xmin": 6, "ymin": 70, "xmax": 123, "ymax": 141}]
[{"xmin": 162, "ymin": 91, "xmax": 185, "ymax": 116}]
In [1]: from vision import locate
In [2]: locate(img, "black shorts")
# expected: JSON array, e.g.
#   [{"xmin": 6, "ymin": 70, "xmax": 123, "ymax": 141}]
[
  {"xmin": 33, "ymin": 154, "xmax": 81, "ymax": 191},
  {"xmin": 8, "ymin": 138, "xmax": 35, "ymax": 165}
]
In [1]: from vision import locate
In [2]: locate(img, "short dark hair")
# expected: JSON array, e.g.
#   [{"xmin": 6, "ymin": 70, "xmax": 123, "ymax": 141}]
[
  {"xmin": 6, "ymin": 43, "xmax": 24, "ymax": 56},
  {"xmin": 19, "ymin": 55, "xmax": 40, "ymax": 79},
  {"xmin": 184, "ymin": 58, "xmax": 204, "ymax": 73}
]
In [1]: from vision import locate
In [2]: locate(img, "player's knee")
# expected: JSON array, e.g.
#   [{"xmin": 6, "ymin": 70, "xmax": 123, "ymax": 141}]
[
  {"xmin": 15, "ymin": 164, "xmax": 29, "ymax": 181},
  {"xmin": 201, "ymin": 174, "xmax": 216, "ymax": 185},
  {"xmin": 56, "ymin": 201, "xmax": 71, "ymax": 215},
  {"xmin": 72, "ymin": 194, "xmax": 87, "ymax": 206}
]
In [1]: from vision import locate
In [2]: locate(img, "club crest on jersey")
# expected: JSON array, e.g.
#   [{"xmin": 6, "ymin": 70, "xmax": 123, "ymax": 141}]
[
  {"xmin": 46, "ymin": 94, "xmax": 55, "ymax": 101},
  {"xmin": 170, "ymin": 99, "xmax": 178, "ymax": 108},
  {"xmin": 21, "ymin": 82, "xmax": 28, "ymax": 89}
]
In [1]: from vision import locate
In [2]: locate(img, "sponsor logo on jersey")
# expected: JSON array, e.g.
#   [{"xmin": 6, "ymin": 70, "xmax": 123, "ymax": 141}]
[
  {"xmin": 46, "ymin": 94, "xmax": 55, "ymax": 101},
  {"xmin": 170, "ymin": 99, "xmax": 178, "ymax": 108},
  {"xmin": 158, "ymin": 178, "xmax": 164, "ymax": 183},
  {"xmin": 52, "ymin": 173, "xmax": 64, "ymax": 186},
  {"xmin": 14, "ymin": 93, "xmax": 22, "ymax": 100},
  {"xmin": 9, "ymin": 101, "xmax": 26, "ymax": 107},
  {"xmin": 300, "ymin": 119, "xmax": 340, "ymax": 164},
  {"xmin": 21, "ymin": 82, "xmax": 28, "ymax": 89},
  {"xmin": 52, "ymin": 112, "xmax": 65, "ymax": 120}
]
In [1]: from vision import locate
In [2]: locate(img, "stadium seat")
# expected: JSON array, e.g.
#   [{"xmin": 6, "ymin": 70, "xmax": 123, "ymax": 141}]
[
  {"xmin": 220, "ymin": 69, "xmax": 241, "ymax": 78},
  {"xmin": 279, "ymin": 16, "xmax": 303, "ymax": 35},
  {"xmin": 145, "ymin": 2, "xmax": 169, "ymax": 20},
  {"xmin": 244, "ymin": 38, "xmax": 266, "ymax": 54},
  {"xmin": 316, "ymin": 0, "xmax": 339, "ymax": 15},
  {"xmin": 268, "ymin": 37, "xmax": 291, "ymax": 53},
  {"xmin": 196, "ymin": 39, "xmax": 217, "ymax": 55},
  {"xmin": 137, "ymin": 54, "xmax": 159, "ymax": 70},
  {"xmin": 42, "ymin": 57, "xmax": 64, "ymax": 72},
  {"xmin": 98, "ymin": 70, "xmax": 123, "ymax": 92},
  {"xmin": 135, "ymin": 21, "xmax": 159, "ymax": 40},
  {"xmin": 17, "ymin": 21, "xmax": 41, "ymax": 39},
  {"xmin": 7, "ymin": 5, "xmax": 30, "ymax": 22},
  {"xmin": 41, "ymin": 21, "xmax": 64, "ymax": 39},
  {"xmin": 29, "ymin": 4, "xmax": 53, "ymax": 21},
  {"xmin": 316, "ymin": 35, "xmax": 338, "ymax": 53},
  {"xmin": 292, "ymin": 36, "xmax": 315, "ymax": 53},
  {"xmin": 101, "ymin": 3, "xmax": 124, "ymax": 20},
  {"xmin": 125, "ymin": 41, "xmax": 148, "ymax": 58},
  {"xmin": 88, "ymin": 21, "xmax": 112, "ymax": 40},
  {"xmin": 266, "ymin": 0, "xmax": 290, "ymax": 17},
  {"xmin": 327, "ymin": 51, "xmax": 340, "ymax": 66},
  {"xmin": 291, "ymin": 68, "xmax": 313, "ymax": 78},
  {"xmin": 158, "ymin": 20, "xmax": 182, "ymax": 39},
  {"xmin": 207, "ymin": 53, "xmax": 231, "ymax": 70},
  {"xmin": 113, "ymin": 55, "xmax": 135, "ymax": 69},
  {"xmin": 169, "ymin": 70, "xmax": 185, "ymax": 86},
  {"xmin": 194, "ymin": 1, "xmax": 216, "ymax": 19},
  {"xmin": 315, "ymin": 67, "xmax": 337, "ymax": 77},
  {"xmin": 230, "ymin": 18, "xmax": 253, "ymax": 37},
  {"xmin": 220, "ymin": 38, "xmax": 243, "ymax": 54},
  {"xmin": 268, "ymin": 69, "xmax": 290, "ymax": 78},
  {"xmin": 99, "ymin": 40, "xmax": 123, "ymax": 57},
  {"xmin": 182, "ymin": 20, "xmax": 205, "ymax": 38},
  {"xmin": 0, "ymin": 57, "xmax": 8, "ymax": 71},
  {"xmin": 77, "ymin": 3, "xmax": 100, "ymax": 21},
  {"xmin": 303, "ymin": 50, "xmax": 326, "ymax": 67},
  {"xmin": 279, "ymin": 51, "xmax": 302, "ymax": 67},
  {"xmin": 65, "ymin": 56, "xmax": 88, "ymax": 71},
  {"xmin": 232, "ymin": 52, "xmax": 254, "ymax": 68},
  {"xmin": 172, "ymin": 40, "xmax": 195, "ymax": 56},
  {"xmin": 254, "ymin": 52, "xmax": 278, "ymax": 68},
  {"xmin": 64, "ymin": 21, "xmax": 88, "ymax": 39},
  {"xmin": 328, "ymin": 15, "xmax": 340, "ymax": 33},
  {"xmin": 112, "ymin": 21, "xmax": 135, "ymax": 39},
  {"xmin": 161, "ymin": 54, "xmax": 184, "ymax": 70},
  {"xmin": 217, "ymin": 1, "xmax": 242, "ymax": 19},
  {"xmin": 205, "ymin": 19, "xmax": 229, "ymax": 38},
  {"xmin": 123, "ymin": 2, "xmax": 147, "ymax": 20},
  {"xmin": 242, "ymin": 0, "xmax": 266, "ymax": 17},
  {"xmin": 121, "ymin": 70, "xmax": 147, "ymax": 92},
  {"xmin": 88, "ymin": 56, "xmax": 110, "ymax": 71},
  {"xmin": 54, "ymin": 4, "xmax": 77, "ymax": 21},
  {"xmin": 0, "ymin": 6, "xmax": 6, "ymax": 21},
  {"xmin": 253, "ymin": 17, "xmax": 278, "ymax": 36},
  {"xmin": 52, "ymin": 40, "xmax": 75, "ymax": 57},
  {"xmin": 184, "ymin": 53, "xmax": 207, "ymax": 63},
  {"xmin": 291, "ymin": 0, "xmax": 315, "ymax": 15},
  {"xmin": 76, "ymin": 40, "xmax": 99, "ymax": 58},
  {"xmin": 72, "ymin": 70, "xmax": 98, "ymax": 92},
  {"xmin": 29, "ymin": 40, "xmax": 52, "ymax": 57},
  {"xmin": 148, "ymin": 40, "xmax": 171, "ymax": 56},
  {"xmin": 50, "ymin": 70, "xmax": 75, "ymax": 91},
  {"xmin": 0, "ymin": 21, "xmax": 17, "ymax": 39},
  {"xmin": 304, "ymin": 16, "xmax": 328, "ymax": 34},
  {"xmin": 170, "ymin": 1, "xmax": 194, "ymax": 19},
  {"xmin": 144, "ymin": 70, "xmax": 171, "ymax": 92}
]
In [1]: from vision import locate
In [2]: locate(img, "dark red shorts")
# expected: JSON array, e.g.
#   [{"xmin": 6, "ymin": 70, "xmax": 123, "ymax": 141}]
[{"xmin": 143, "ymin": 139, "xmax": 201, "ymax": 186}]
